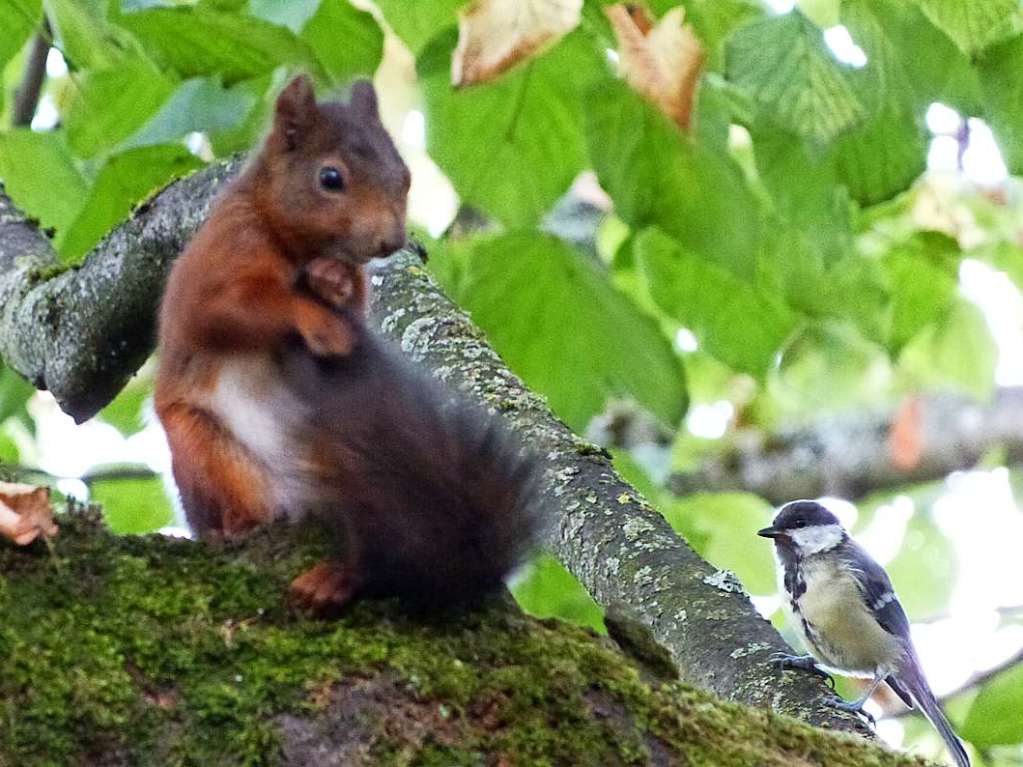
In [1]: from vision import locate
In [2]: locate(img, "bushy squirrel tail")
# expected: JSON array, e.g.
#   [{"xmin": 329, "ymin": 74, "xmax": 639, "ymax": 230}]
[{"xmin": 279, "ymin": 315, "xmax": 544, "ymax": 607}]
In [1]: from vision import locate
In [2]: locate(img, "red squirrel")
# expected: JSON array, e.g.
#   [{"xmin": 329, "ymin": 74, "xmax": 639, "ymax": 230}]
[{"xmin": 155, "ymin": 75, "xmax": 540, "ymax": 613}]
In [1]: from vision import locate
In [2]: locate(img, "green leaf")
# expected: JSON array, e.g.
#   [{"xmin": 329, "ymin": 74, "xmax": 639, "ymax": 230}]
[
  {"xmin": 586, "ymin": 80, "xmax": 762, "ymax": 280},
  {"xmin": 97, "ymin": 375, "xmax": 150, "ymax": 436},
  {"xmin": 64, "ymin": 59, "xmax": 176, "ymax": 158},
  {"xmin": 204, "ymin": 73, "xmax": 275, "ymax": 155},
  {"xmin": 898, "ymin": 299, "xmax": 998, "ymax": 400},
  {"xmin": 756, "ymin": 226, "xmax": 890, "ymax": 345},
  {"xmin": 635, "ymin": 228, "xmax": 796, "ymax": 376},
  {"xmin": 0, "ymin": 0, "xmax": 42, "ymax": 72},
  {"xmin": 831, "ymin": 0, "xmax": 979, "ymax": 205},
  {"xmin": 883, "ymin": 232, "xmax": 960, "ymax": 353},
  {"xmin": 829, "ymin": 96, "xmax": 927, "ymax": 206},
  {"xmin": 978, "ymin": 34, "xmax": 1023, "ymax": 175},
  {"xmin": 374, "ymin": 0, "xmax": 462, "ymax": 55},
  {"xmin": 91, "ymin": 475, "xmax": 172, "ymax": 534},
  {"xmin": 753, "ymin": 130, "xmax": 853, "ymax": 263},
  {"xmin": 113, "ymin": 4, "xmax": 318, "ymax": 84},
  {"xmin": 0, "ymin": 366, "xmax": 34, "ymax": 424},
  {"xmin": 726, "ymin": 11, "xmax": 865, "ymax": 143},
  {"xmin": 0, "ymin": 129, "xmax": 87, "ymax": 233},
  {"xmin": 774, "ymin": 323, "xmax": 892, "ymax": 412},
  {"xmin": 679, "ymin": 0, "xmax": 766, "ymax": 59},
  {"xmin": 914, "ymin": 0, "xmax": 1021, "ymax": 57},
  {"xmin": 843, "ymin": 0, "xmax": 980, "ymax": 111},
  {"xmin": 796, "ymin": 0, "xmax": 839, "ymax": 27},
  {"xmin": 453, "ymin": 232, "xmax": 687, "ymax": 431},
  {"xmin": 58, "ymin": 144, "xmax": 203, "ymax": 262},
  {"xmin": 661, "ymin": 492, "xmax": 778, "ymax": 595},
  {"xmin": 301, "ymin": 0, "xmax": 383, "ymax": 84},
  {"xmin": 0, "ymin": 429, "xmax": 19, "ymax": 464},
  {"xmin": 45, "ymin": 0, "xmax": 142, "ymax": 69},
  {"xmin": 511, "ymin": 553, "xmax": 605, "ymax": 633},
  {"xmin": 421, "ymin": 30, "xmax": 603, "ymax": 227},
  {"xmin": 961, "ymin": 662, "xmax": 1023, "ymax": 746},
  {"xmin": 977, "ymin": 240, "xmax": 1023, "ymax": 296},
  {"xmin": 120, "ymin": 76, "xmax": 257, "ymax": 151}
]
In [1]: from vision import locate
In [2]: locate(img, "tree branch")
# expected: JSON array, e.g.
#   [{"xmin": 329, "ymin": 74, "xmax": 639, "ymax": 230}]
[
  {"xmin": 5, "ymin": 463, "xmax": 159, "ymax": 487},
  {"xmin": 0, "ymin": 163, "xmax": 865, "ymax": 733},
  {"xmin": 0, "ymin": 161, "xmax": 241, "ymax": 422},
  {"xmin": 0, "ymin": 509, "xmax": 927, "ymax": 766},
  {"xmin": 889, "ymin": 646, "xmax": 1023, "ymax": 720},
  {"xmin": 670, "ymin": 389, "xmax": 1023, "ymax": 505}
]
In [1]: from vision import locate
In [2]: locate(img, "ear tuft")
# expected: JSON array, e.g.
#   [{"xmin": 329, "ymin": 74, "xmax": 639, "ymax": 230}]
[
  {"xmin": 349, "ymin": 80, "xmax": 379, "ymax": 120},
  {"xmin": 274, "ymin": 74, "xmax": 317, "ymax": 149}
]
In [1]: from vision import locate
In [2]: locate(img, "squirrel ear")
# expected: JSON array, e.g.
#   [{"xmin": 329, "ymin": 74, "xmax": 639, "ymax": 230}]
[
  {"xmin": 274, "ymin": 74, "xmax": 317, "ymax": 149},
  {"xmin": 349, "ymin": 80, "xmax": 379, "ymax": 120}
]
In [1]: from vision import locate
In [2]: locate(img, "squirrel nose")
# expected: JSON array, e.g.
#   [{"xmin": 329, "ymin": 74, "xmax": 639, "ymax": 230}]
[{"xmin": 376, "ymin": 218, "xmax": 406, "ymax": 257}]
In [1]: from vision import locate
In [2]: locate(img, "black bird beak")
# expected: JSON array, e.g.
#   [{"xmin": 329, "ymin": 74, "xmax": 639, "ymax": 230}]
[{"xmin": 757, "ymin": 526, "xmax": 782, "ymax": 538}]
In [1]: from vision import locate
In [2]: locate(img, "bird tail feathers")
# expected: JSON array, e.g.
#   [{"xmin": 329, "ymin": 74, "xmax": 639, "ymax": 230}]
[{"xmin": 896, "ymin": 658, "xmax": 970, "ymax": 767}]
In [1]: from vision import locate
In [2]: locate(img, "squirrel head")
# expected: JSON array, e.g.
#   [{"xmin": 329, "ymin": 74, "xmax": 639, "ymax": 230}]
[{"xmin": 254, "ymin": 74, "xmax": 410, "ymax": 265}]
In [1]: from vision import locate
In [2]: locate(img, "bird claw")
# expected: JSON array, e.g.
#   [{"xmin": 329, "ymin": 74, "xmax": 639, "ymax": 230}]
[
  {"xmin": 769, "ymin": 653, "xmax": 836, "ymax": 689},
  {"xmin": 830, "ymin": 696, "xmax": 876, "ymax": 727}
]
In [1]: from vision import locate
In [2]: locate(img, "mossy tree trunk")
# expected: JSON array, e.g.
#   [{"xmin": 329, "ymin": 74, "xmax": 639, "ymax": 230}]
[
  {"xmin": 0, "ymin": 166, "xmax": 907, "ymax": 759},
  {"xmin": 0, "ymin": 174, "xmax": 867, "ymax": 733},
  {"xmin": 0, "ymin": 510, "xmax": 930, "ymax": 767}
]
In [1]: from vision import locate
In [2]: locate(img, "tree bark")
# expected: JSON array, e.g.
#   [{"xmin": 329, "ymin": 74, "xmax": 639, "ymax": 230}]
[
  {"xmin": 0, "ymin": 508, "xmax": 931, "ymax": 767},
  {"xmin": 0, "ymin": 167, "xmax": 860, "ymax": 732},
  {"xmin": 669, "ymin": 389, "xmax": 1023, "ymax": 505}
]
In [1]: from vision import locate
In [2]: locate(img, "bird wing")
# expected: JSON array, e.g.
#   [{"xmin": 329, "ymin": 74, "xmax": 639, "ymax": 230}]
[{"xmin": 841, "ymin": 540, "xmax": 912, "ymax": 641}]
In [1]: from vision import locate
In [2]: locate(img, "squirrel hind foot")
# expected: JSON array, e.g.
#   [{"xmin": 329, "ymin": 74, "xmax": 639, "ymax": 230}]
[{"xmin": 290, "ymin": 560, "xmax": 360, "ymax": 617}]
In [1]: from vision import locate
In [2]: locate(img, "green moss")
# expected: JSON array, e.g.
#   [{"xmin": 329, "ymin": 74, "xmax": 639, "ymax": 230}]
[
  {"xmin": 26, "ymin": 261, "xmax": 75, "ymax": 284},
  {"xmin": 0, "ymin": 508, "xmax": 932, "ymax": 766}
]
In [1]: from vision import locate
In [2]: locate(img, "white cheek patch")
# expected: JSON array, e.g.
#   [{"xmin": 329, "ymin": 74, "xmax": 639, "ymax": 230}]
[{"xmin": 790, "ymin": 524, "xmax": 844, "ymax": 555}]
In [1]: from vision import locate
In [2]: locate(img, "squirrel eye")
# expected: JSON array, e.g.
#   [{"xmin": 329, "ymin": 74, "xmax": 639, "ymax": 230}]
[{"xmin": 319, "ymin": 166, "xmax": 345, "ymax": 192}]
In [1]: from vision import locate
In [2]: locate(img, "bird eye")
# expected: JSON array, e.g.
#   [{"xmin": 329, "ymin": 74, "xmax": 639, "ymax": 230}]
[
  {"xmin": 319, "ymin": 166, "xmax": 345, "ymax": 192},
  {"xmin": 793, "ymin": 520, "xmax": 806, "ymax": 528}
]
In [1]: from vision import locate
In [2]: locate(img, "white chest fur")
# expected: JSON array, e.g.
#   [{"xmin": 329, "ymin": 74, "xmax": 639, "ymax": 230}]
[{"xmin": 207, "ymin": 354, "xmax": 313, "ymax": 517}]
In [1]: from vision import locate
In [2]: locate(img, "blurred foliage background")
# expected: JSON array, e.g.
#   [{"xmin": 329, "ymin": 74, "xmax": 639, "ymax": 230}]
[{"xmin": 2, "ymin": 0, "xmax": 1023, "ymax": 763}]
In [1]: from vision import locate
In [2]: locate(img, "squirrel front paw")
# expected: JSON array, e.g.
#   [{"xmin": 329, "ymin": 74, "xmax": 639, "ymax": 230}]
[
  {"xmin": 301, "ymin": 257, "xmax": 364, "ymax": 311},
  {"xmin": 294, "ymin": 302, "xmax": 357, "ymax": 357}
]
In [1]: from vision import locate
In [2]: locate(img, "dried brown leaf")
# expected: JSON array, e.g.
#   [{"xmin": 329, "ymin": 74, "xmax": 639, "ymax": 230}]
[
  {"xmin": 452, "ymin": 0, "xmax": 583, "ymax": 87},
  {"xmin": 606, "ymin": 4, "xmax": 705, "ymax": 130},
  {"xmin": 889, "ymin": 397, "xmax": 924, "ymax": 472},
  {"xmin": 0, "ymin": 482, "xmax": 58, "ymax": 546}
]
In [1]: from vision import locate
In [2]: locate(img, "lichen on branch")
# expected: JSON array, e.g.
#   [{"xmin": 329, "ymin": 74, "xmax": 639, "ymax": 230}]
[
  {"xmin": 0, "ymin": 509, "xmax": 929, "ymax": 767},
  {"xmin": 0, "ymin": 167, "xmax": 860, "ymax": 732}
]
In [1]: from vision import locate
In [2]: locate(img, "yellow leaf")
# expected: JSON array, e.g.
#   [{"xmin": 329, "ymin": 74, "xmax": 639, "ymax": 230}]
[
  {"xmin": 606, "ymin": 4, "xmax": 705, "ymax": 130},
  {"xmin": 452, "ymin": 0, "xmax": 583, "ymax": 87}
]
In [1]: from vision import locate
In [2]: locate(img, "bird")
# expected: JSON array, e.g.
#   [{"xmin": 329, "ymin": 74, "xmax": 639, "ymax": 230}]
[{"xmin": 758, "ymin": 499, "xmax": 970, "ymax": 767}]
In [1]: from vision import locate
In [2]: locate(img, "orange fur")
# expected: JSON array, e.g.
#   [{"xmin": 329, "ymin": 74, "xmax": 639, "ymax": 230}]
[
  {"xmin": 159, "ymin": 402, "xmax": 273, "ymax": 536},
  {"xmin": 155, "ymin": 75, "xmax": 408, "ymax": 538},
  {"xmin": 156, "ymin": 77, "xmax": 537, "ymax": 614}
]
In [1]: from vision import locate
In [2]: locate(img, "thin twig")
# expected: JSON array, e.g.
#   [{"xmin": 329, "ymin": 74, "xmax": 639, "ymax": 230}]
[
  {"xmin": 12, "ymin": 23, "xmax": 51, "ymax": 127},
  {"xmin": 5, "ymin": 464, "xmax": 159, "ymax": 487},
  {"xmin": 888, "ymin": 647, "xmax": 1023, "ymax": 719}
]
